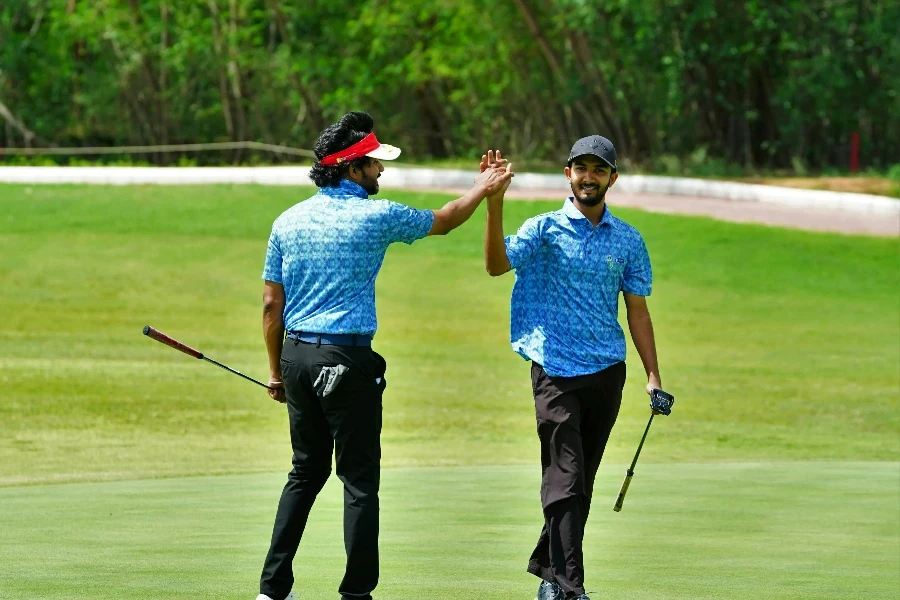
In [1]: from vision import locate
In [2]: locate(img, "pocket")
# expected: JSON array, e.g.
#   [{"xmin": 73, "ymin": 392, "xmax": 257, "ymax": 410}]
[
  {"xmin": 279, "ymin": 347, "xmax": 294, "ymax": 365},
  {"xmin": 279, "ymin": 354, "xmax": 296, "ymax": 381},
  {"xmin": 530, "ymin": 362, "xmax": 547, "ymax": 395},
  {"xmin": 616, "ymin": 361, "xmax": 627, "ymax": 389},
  {"xmin": 372, "ymin": 351, "xmax": 387, "ymax": 390},
  {"xmin": 372, "ymin": 351, "xmax": 387, "ymax": 378},
  {"xmin": 313, "ymin": 364, "xmax": 349, "ymax": 397}
]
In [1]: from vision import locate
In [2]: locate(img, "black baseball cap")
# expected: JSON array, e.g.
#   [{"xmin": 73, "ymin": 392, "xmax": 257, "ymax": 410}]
[{"xmin": 568, "ymin": 135, "xmax": 617, "ymax": 172}]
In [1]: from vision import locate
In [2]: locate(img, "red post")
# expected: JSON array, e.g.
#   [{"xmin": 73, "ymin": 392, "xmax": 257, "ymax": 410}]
[{"xmin": 849, "ymin": 131, "xmax": 860, "ymax": 173}]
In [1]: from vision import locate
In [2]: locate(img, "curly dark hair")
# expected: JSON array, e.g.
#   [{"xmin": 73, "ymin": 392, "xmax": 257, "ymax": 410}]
[{"xmin": 308, "ymin": 111, "xmax": 376, "ymax": 188}]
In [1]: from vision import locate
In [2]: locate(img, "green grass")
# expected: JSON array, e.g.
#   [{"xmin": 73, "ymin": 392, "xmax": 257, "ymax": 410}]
[
  {"xmin": 1, "ymin": 184, "xmax": 897, "ymax": 484},
  {"xmin": 0, "ymin": 463, "xmax": 897, "ymax": 599},
  {"xmin": 1, "ymin": 184, "xmax": 898, "ymax": 598}
]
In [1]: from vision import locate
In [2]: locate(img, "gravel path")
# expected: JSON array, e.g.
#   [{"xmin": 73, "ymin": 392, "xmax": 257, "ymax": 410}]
[{"xmin": 419, "ymin": 187, "xmax": 899, "ymax": 237}]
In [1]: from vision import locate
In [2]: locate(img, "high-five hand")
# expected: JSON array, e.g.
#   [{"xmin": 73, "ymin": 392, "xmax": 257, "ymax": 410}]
[
  {"xmin": 480, "ymin": 149, "xmax": 505, "ymax": 173},
  {"xmin": 478, "ymin": 149, "xmax": 513, "ymax": 201},
  {"xmin": 474, "ymin": 151, "xmax": 514, "ymax": 196}
]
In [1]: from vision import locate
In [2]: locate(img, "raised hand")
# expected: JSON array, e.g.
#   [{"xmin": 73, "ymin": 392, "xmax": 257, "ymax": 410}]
[
  {"xmin": 475, "ymin": 157, "xmax": 514, "ymax": 196},
  {"xmin": 479, "ymin": 149, "xmax": 505, "ymax": 173},
  {"xmin": 490, "ymin": 175, "xmax": 512, "ymax": 202},
  {"xmin": 477, "ymin": 149, "xmax": 513, "ymax": 202}
]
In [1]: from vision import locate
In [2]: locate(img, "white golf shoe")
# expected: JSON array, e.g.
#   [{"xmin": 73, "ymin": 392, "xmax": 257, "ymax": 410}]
[{"xmin": 255, "ymin": 594, "xmax": 295, "ymax": 600}]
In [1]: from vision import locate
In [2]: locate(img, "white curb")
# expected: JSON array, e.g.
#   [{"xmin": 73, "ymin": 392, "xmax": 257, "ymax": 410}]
[{"xmin": 1, "ymin": 165, "xmax": 896, "ymax": 217}]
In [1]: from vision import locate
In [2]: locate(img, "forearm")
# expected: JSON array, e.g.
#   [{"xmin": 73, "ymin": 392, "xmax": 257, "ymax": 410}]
[
  {"xmin": 485, "ymin": 200, "xmax": 511, "ymax": 275},
  {"xmin": 431, "ymin": 185, "xmax": 488, "ymax": 235},
  {"xmin": 627, "ymin": 310, "xmax": 660, "ymax": 384},
  {"xmin": 262, "ymin": 302, "xmax": 285, "ymax": 379}
]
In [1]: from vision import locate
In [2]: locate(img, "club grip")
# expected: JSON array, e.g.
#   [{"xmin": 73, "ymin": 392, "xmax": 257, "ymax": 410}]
[
  {"xmin": 142, "ymin": 325, "xmax": 203, "ymax": 359},
  {"xmin": 613, "ymin": 471, "xmax": 634, "ymax": 512}
]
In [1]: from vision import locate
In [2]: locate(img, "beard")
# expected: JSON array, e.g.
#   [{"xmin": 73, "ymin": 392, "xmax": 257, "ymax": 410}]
[
  {"xmin": 361, "ymin": 173, "xmax": 380, "ymax": 195},
  {"xmin": 571, "ymin": 181, "xmax": 610, "ymax": 207}
]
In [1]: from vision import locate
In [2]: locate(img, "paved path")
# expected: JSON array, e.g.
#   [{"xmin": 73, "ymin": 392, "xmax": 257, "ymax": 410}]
[{"xmin": 420, "ymin": 187, "xmax": 899, "ymax": 237}]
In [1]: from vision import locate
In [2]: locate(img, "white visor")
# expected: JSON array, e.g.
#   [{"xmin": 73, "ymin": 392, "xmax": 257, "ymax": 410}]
[{"xmin": 366, "ymin": 143, "xmax": 402, "ymax": 161}]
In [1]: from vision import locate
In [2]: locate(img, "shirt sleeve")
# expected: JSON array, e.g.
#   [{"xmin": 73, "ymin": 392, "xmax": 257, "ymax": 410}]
[
  {"xmin": 379, "ymin": 200, "xmax": 435, "ymax": 245},
  {"xmin": 622, "ymin": 235, "xmax": 652, "ymax": 296},
  {"xmin": 505, "ymin": 216, "xmax": 543, "ymax": 270},
  {"xmin": 261, "ymin": 228, "xmax": 283, "ymax": 283}
]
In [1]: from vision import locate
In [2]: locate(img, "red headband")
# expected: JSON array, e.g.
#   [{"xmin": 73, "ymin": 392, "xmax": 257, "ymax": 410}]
[{"xmin": 319, "ymin": 132, "xmax": 380, "ymax": 166}]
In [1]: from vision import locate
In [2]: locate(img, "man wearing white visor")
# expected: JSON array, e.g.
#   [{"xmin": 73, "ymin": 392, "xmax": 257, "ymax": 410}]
[{"xmin": 256, "ymin": 111, "xmax": 513, "ymax": 600}]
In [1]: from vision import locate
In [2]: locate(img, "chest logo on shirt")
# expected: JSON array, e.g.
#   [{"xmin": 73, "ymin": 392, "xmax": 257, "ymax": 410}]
[{"xmin": 606, "ymin": 255, "xmax": 626, "ymax": 272}]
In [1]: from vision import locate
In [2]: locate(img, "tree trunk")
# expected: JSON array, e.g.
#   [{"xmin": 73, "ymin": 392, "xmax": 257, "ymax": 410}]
[
  {"xmin": 207, "ymin": 0, "xmax": 236, "ymax": 145},
  {"xmin": 125, "ymin": 0, "xmax": 164, "ymax": 153},
  {"xmin": 511, "ymin": 0, "xmax": 604, "ymax": 140},
  {"xmin": 159, "ymin": 1, "xmax": 170, "ymax": 156},
  {"xmin": 227, "ymin": 0, "xmax": 247, "ymax": 150},
  {"xmin": 415, "ymin": 84, "xmax": 451, "ymax": 158},
  {"xmin": 67, "ymin": 0, "xmax": 83, "ymax": 139},
  {"xmin": 564, "ymin": 28, "xmax": 632, "ymax": 152},
  {"xmin": 269, "ymin": 0, "xmax": 325, "ymax": 135},
  {"xmin": 0, "ymin": 98, "xmax": 38, "ymax": 147},
  {"xmin": 102, "ymin": 26, "xmax": 156, "ymax": 147}
]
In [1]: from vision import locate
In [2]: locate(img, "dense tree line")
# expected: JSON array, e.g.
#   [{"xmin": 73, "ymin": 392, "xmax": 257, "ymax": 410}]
[{"xmin": 0, "ymin": 0, "xmax": 897, "ymax": 171}]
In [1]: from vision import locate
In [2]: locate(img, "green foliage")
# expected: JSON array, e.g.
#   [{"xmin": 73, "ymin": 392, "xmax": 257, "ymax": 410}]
[
  {"xmin": 791, "ymin": 156, "xmax": 809, "ymax": 177},
  {"xmin": 0, "ymin": 0, "xmax": 900, "ymax": 171},
  {"xmin": 0, "ymin": 1, "xmax": 896, "ymax": 170}
]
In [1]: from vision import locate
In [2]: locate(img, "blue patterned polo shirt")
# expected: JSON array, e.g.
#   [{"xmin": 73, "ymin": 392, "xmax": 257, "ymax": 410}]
[
  {"xmin": 505, "ymin": 198, "xmax": 652, "ymax": 377},
  {"xmin": 262, "ymin": 179, "xmax": 434, "ymax": 336}
]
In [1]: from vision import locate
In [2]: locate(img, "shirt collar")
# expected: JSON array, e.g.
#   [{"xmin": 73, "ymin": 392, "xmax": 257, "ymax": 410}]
[
  {"xmin": 562, "ymin": 197, "xmax": 614, "ymax": 227},
  {"xmin": 320, "ymin": 179, "xmax": 369, "ymax": 199}
]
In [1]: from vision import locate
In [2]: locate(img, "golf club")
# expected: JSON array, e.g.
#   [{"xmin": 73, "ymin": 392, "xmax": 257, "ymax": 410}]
[
  {"xmin": 142, "ymin": 325, "xmax": 273, "ymax": 391},
  {"xmin": 613, "ymin": 388, "xmax": 674, "ymax": 512}
]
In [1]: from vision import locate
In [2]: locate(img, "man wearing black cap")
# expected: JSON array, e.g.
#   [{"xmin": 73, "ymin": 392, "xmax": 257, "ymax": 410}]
[
  {"xmin": 483, "ymin": 138, "xmax": 662, "ymax": 600},
  {"xmin": 257, "ymin": 112, "xmax": 513, "ymax": 600}
]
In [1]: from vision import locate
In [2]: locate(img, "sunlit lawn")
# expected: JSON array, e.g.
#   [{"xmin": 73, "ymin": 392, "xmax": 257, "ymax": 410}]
[{"xmin": 1, "ymin": 184, "xmax": 897, "ymax": 598}]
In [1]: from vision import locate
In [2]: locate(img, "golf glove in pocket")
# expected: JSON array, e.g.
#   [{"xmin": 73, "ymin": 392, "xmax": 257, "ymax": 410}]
[{"xmin": 314, "ymin": 364, "xmax": 349, "ymax": 397}]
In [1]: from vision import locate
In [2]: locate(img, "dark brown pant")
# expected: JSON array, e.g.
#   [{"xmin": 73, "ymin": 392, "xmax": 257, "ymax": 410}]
[
  {"xmin": 260, "ymin": 339, "xmax": 387, "ymax": 600},
  {"xmin": 526, "ymin": 361, "xmax": 627, "ymax": 596}
]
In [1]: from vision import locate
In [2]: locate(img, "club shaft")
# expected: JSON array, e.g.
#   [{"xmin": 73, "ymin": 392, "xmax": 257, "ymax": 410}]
[
  {"xmin": 613, "ymin": 414, "xmax": 655, "ymax": 512},
  {"xmin": 144, "ymin": 325, "xmax": 272, "ymax": 391},
  {"xmin": 613, "ymin": 473, "xmax": 633, "ymax": 512},
  {"xmin": 143, "ymin": 325, "xmax": 203, "ymax": 359},
  {"xmin": 628, "ymin": 414, "xmax": 655, "ymax": 472},
  {"xmin": 203, "ymin": 357, "xmax": 273, "ymax": 390}
]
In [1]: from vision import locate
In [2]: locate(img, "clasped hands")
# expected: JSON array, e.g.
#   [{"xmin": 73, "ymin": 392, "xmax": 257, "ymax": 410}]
[{"xmin": 475, "ymin": 149, "xmax": 513, "ymax": 201}]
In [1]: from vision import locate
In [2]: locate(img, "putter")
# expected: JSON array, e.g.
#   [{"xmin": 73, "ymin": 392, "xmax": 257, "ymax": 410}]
[
  {"xmin": 142, "ymin": 325, "xmax": 273, "ymax": 390},
  {"xmin": 613, "ymin": 388, "xmax": 674, "ymax": 512}
]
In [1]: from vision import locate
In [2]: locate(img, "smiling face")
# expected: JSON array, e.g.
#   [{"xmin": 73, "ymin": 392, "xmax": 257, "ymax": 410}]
[
  {"xmin": 565, "ymin": 155, "xmax": 618, "ymax": 207},
  {"xmin": 359, "ymin": 158, "xmax": 384, "ymax": 195},
  {"xmin": 348, "ymin": 157, "xmax": 385, "ymax": 195}
]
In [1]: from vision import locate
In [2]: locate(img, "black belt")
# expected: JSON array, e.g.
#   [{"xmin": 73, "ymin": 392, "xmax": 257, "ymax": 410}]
[{"xmin": 286, "ymin": 331, "xmax": 372, "ymax": 347}]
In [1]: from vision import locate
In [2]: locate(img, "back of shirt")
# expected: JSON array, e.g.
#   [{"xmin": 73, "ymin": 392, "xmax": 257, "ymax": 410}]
[{"xmin": 262, "ymin": 181, "xmax": 434, "ymax": 336}]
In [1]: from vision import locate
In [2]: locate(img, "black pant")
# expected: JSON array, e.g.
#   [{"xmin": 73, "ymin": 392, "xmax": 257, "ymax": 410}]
[
  {"xmin": 526, "ymin": 361, "xmax": 626, "ymax": 596},
  {"xmin": 260, "ymin": 339, "xmax": 387, "ymax": 600}
]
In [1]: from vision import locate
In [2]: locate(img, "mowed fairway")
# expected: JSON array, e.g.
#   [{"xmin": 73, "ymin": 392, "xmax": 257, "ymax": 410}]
[
  {"xmin": 1, "ymin": 183, "xmax": 898, "ymax": 599},
  {"xmin": 1, "ymin": 464, "xmax": 897, "ymax": 599}
]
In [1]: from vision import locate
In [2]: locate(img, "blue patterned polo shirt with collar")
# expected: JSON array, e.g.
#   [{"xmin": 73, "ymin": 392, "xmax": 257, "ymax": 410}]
[
  {"xmin": 262, "ymin": 179, "xmax": 434, "ymax": 337},
  {"xmin": 504, "ymin": 198, "xmax": 652, "ymax": 377}
]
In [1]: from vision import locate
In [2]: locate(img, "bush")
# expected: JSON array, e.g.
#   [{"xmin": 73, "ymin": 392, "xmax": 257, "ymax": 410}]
[{"xmin": 887, "ymin": 164, "xmax": 900, "ymax": 182}]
